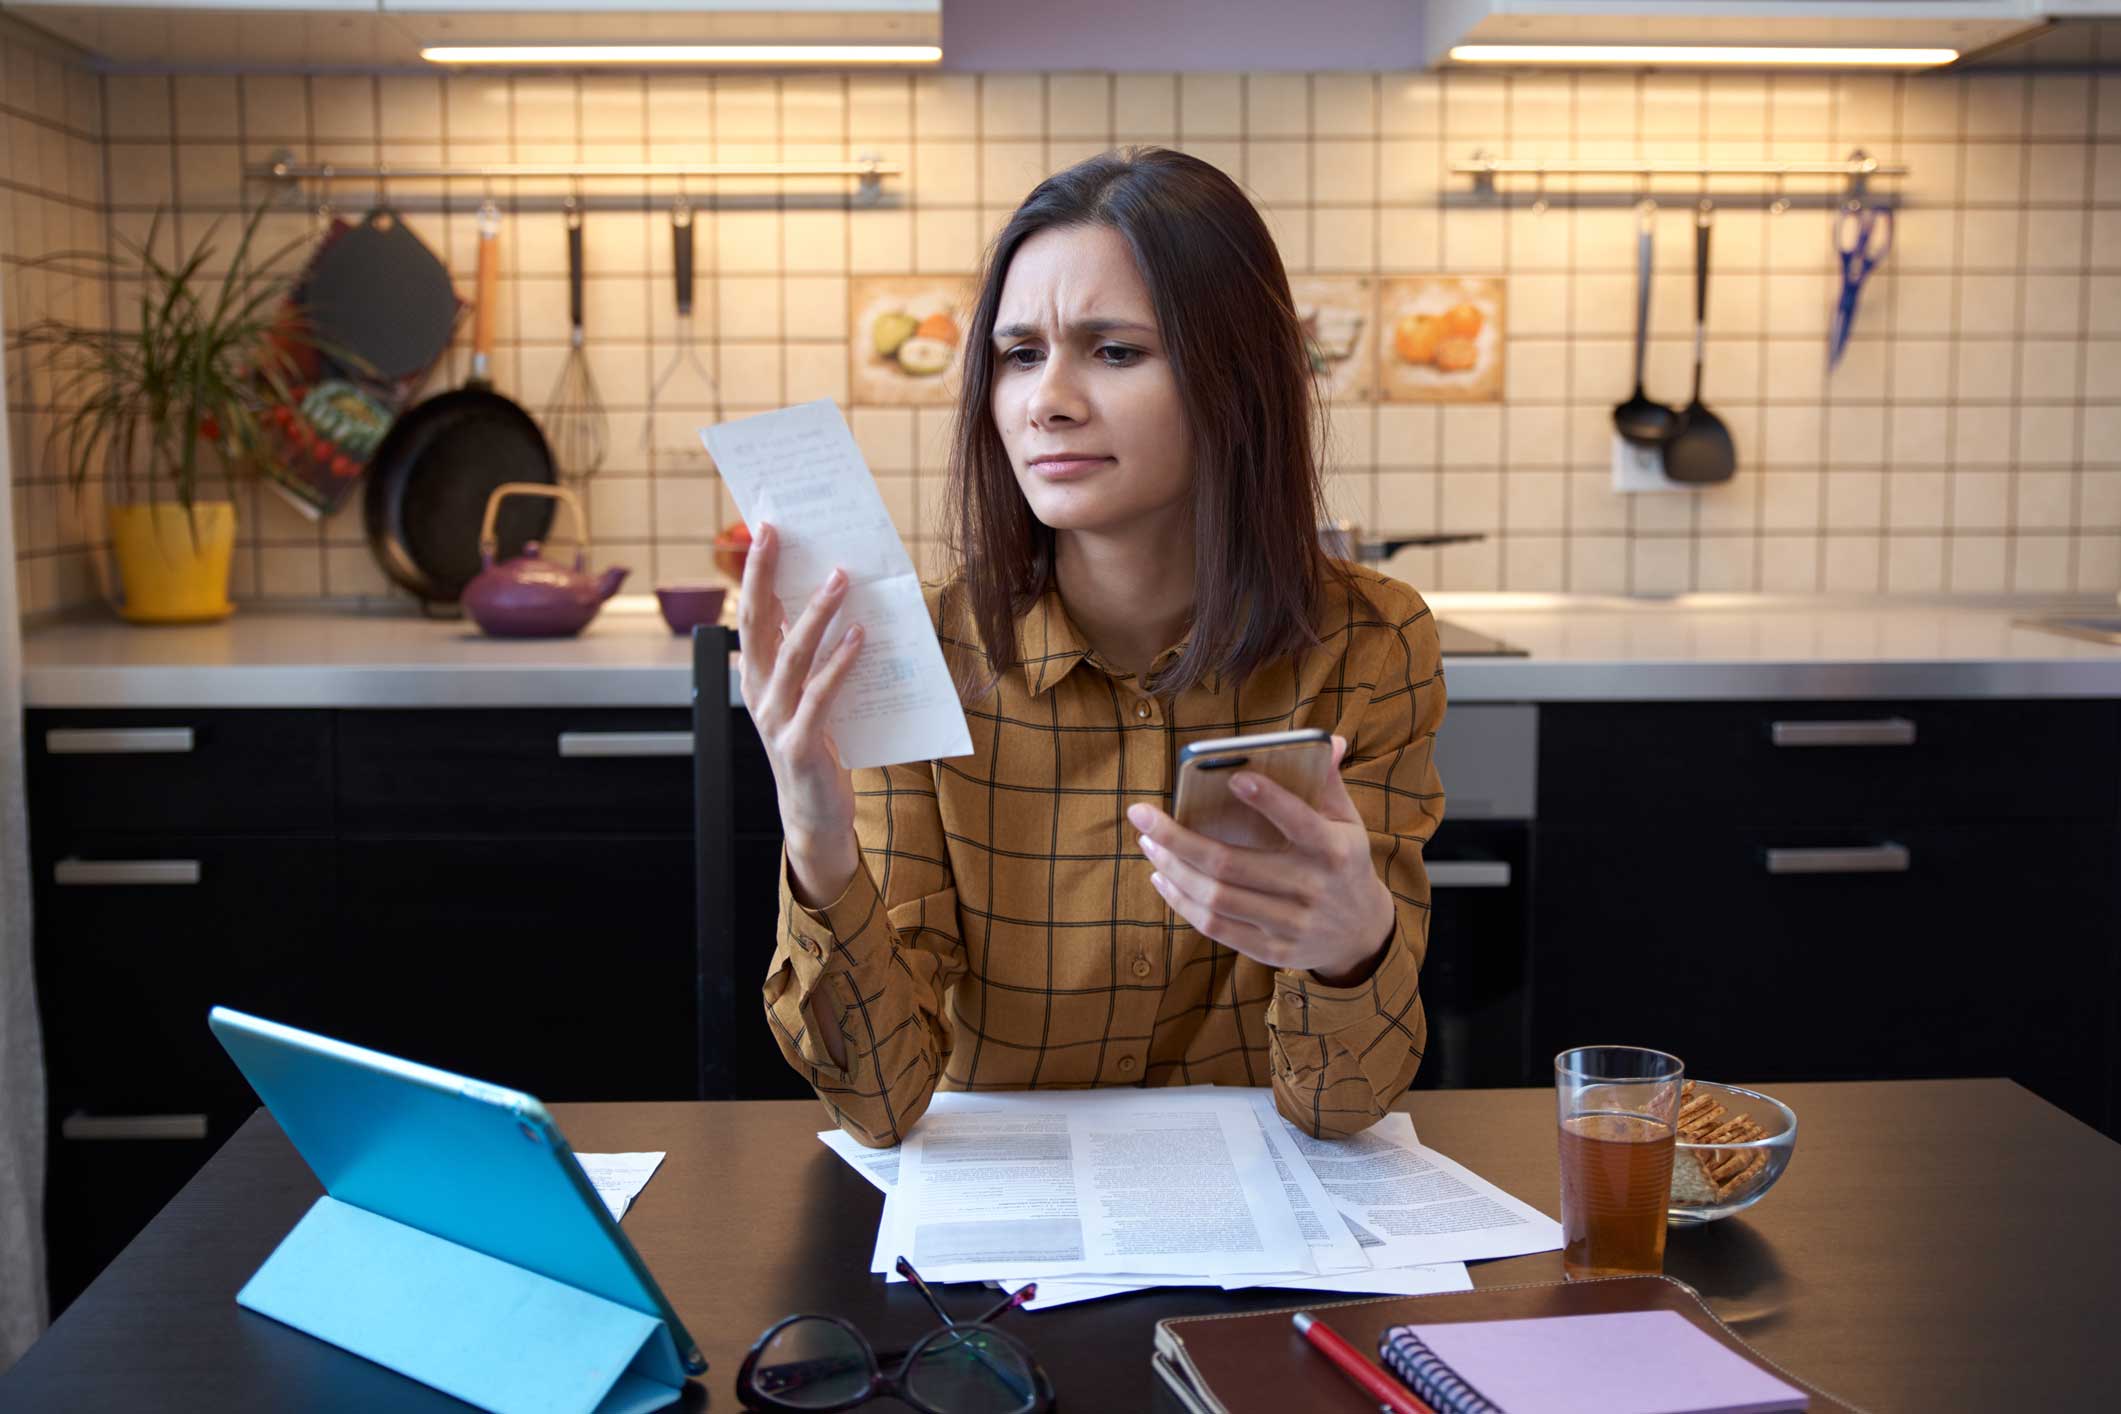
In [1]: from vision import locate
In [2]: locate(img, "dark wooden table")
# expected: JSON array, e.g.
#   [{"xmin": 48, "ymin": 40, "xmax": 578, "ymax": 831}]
[{"xmin": 4, "ymin": 1080, "xmax": 2116, "ymax": 1412}]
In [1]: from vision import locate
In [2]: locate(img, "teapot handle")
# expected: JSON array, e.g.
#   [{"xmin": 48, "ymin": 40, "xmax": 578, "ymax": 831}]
[{"xmin": 480, "ymin": 482, "xmax": 589, "ymax": 564}]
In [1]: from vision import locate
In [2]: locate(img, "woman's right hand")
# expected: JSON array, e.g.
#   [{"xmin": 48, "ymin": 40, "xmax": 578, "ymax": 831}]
[{"xmin": 738, "ymin": 521, "xmax": 867, "ymax": 906}]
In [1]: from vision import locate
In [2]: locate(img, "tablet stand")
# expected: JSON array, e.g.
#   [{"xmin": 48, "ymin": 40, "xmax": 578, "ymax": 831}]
[{"xmin": 238, "ymin": 1196, "xmax": 686, "ymax": 1414}]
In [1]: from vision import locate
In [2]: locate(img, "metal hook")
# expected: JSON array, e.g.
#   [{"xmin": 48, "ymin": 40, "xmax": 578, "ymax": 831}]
[
  {"xmin": 1770, "ymin": 171, "xmax": 1790, "ymax": 216},
  {"xmin": 1530, "ymin": 167, "xmax": 1549, "ymax": 217}
]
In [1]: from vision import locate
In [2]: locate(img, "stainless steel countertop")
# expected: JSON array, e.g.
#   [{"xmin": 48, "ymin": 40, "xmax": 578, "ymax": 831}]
[{"xmin": 21, "ymin": 592, "xmax": 2121, "ymax": 709}]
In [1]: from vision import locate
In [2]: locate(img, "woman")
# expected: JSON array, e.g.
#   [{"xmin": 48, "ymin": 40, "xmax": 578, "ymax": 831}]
[{"xmin": 742, "ymin": 147, "xmax": 1444, "ymax": 1147}]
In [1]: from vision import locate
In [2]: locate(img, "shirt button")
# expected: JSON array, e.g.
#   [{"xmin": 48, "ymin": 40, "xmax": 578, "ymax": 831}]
[
  {"xmin": 1132, "ymin": 957, "xmax": 1153, "ymax": 979},
  {"xmin": 1118, "ymin": 1056, "xmax": 1138, "ymax": 1074},
  {"xmin": 1134, "ymin": 699, "xmax": 1153, "ymax": 721}
]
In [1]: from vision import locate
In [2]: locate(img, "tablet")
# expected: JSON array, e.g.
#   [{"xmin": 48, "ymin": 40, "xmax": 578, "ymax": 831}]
[{"xmin": 208, "ymin": 1007, "xmax": 706, "ymax": 1375}]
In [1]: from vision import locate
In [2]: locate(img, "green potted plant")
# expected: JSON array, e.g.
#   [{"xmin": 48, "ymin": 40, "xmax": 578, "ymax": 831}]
[{"xmin": 10, "ymin": 200, "xmax": 313, "ymax": 623}]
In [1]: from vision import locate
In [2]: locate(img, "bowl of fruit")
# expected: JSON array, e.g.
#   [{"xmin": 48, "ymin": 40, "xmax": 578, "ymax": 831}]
[{"xmin": 713, "ymin": 521, "xmax": 752, "ymax": 585}]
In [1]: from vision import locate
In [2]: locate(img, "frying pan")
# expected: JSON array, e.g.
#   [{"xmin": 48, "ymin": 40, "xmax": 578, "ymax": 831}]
[{"xmin": 364, "ymin": 205, "xmax": 556, "ymax": 606}]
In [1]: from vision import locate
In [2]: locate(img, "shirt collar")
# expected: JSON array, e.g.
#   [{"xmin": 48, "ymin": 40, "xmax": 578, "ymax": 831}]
[{"xmin": 1015, "ymin": 588, "xmax": 1221, "ymax": 698}]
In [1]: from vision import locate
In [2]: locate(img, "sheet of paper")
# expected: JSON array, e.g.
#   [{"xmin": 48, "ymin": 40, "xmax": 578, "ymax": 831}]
[
  {"xmin": 818, "ymin": 1129, "xmax": 899, "ymax": 1193},
  {"xmin": 890, "ymin": 1088, "xmax": 1314, "ymax": 1282},
  {"xmin": 1222, "ymin": 1260, "xmax": 1473, "ymax": 1297},
  {"xmin": 866, "ymin": 1088, "xmax": 1240, "ymax": 1281},
  {"xmin": 1285, "ymin": 1117, "xmax": 1564, "ymax": 1268},
  {"xmin": 1245, "ymin": 1093, "xmax": 1368, "ymax": 1275},
  {"xmin": 1014, "ymin": 1276, "xmax": 1220, "ymax": 1311},
  {"xmin": 573, "ymin": 1152, "xmax": 665, "ymax": 1221},
  {"xmin": 703, "ymin": 400, "xmax": 972, "ymax": 768}
]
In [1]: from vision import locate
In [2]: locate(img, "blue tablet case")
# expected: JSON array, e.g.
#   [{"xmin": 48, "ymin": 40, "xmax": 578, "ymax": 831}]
[{"xmin": 208, "ymin": 1008, "xmax": 701, "ymax": 1414}]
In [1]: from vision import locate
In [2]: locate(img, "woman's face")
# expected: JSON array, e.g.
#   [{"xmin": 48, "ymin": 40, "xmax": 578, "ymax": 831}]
[{"xmin": 988, "ymin": 223, "xmax": 1194, "ymax": 537}]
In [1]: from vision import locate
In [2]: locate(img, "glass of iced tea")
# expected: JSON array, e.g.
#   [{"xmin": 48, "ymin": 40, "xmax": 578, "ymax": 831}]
[{"xmin": 1555, "ymin": 1046, "xmax": 1684, "ymax": 1280}]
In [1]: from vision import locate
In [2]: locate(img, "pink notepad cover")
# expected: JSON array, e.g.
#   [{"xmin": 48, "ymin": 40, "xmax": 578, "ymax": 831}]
[{"xmin": 1395, "ymin": 1309, "xmax": 1809, "ymax": 1414}]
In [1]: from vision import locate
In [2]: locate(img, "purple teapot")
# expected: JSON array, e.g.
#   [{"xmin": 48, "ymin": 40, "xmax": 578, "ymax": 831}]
[{"xmin": 462, "ymin": 483, "xmax": 629, "ymax": 638}]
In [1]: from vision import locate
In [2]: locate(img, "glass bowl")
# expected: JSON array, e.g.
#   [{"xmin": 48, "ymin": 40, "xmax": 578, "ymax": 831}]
[{"xmin": 1668, "ymin": 1080, "xmax": 1797, "ymax": 1226}]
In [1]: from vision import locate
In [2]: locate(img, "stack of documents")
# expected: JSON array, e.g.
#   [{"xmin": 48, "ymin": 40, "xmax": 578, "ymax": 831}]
[{"xmin": 819, "ymin": 1087, "xmax": 1561, "ymax": 1310}]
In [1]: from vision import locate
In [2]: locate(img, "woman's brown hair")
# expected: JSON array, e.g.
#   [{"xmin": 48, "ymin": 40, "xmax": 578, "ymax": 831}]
[{"xmin": 943, "ymin": 145, "xmax": 1375, "ymax": 697}]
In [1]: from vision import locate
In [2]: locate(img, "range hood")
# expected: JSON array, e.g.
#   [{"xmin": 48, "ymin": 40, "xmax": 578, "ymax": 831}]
[{"xmin": 1422, "ymin": 1, "xmax": 2057, "ymax": 68}]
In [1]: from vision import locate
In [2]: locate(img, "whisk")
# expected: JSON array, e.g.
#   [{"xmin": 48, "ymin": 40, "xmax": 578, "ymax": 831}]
[
  {"xmin": 544, "ymin": 196, "xmax": 608, "ymax": 482},
  {"xmin": 644, "ymin": 195, "xmax": 719, "ymax": 456}
]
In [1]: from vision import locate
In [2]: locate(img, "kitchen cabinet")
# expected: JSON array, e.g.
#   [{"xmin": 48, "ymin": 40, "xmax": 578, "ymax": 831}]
[
  {"xmin": 25, "ymin": 702, "xmax": 701, "ymax": 1314},
  {"xmin": 1529, "ymin": 700, "xmax": 2121, "ymax": 1136}
]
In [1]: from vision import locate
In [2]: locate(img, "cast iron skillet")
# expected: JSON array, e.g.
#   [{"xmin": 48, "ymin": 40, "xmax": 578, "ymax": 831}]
[{"xmin": 364, "ymin": 207, "xmax": 555, "ymax": 606}]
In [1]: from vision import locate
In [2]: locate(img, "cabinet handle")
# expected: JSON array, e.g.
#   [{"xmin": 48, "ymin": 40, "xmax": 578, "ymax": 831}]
[
  {"xmin": 45, "ymin": 727, "xmax": 196, "ymax": 755},
  {"xmin": 54, "ymin": 858, "xmax": 202, "ymax": 887},
  {"xmin": 61, "ymin": 1113, "xmax": 208, "ymax": 1141},
  {"xmin": 1770, "ymin": 718, "xmax": 1916, "ymax": 748},
  {"xmin": 1428, "ymin": 860, "xmax": 1513, "ymax": 889},
  {"xmin": 557, "ymin": 731, "xmax": 694, "ymax": 758},
  {"xmin": 1764, "ymin": 844, "xmax": 1911, "ymax": 876}
]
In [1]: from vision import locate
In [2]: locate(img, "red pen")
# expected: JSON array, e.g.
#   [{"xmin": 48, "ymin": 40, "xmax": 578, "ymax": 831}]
[{"xmin": 1292, "ymin": 1311, "xmax": 1435, "ymax": 1414}]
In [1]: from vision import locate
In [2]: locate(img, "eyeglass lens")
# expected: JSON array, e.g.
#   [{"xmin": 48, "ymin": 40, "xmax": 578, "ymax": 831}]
[
  {"xmin": 751, "ymin": 1318, "xmax": 873, "ymax": 1409},
  {"xmin": 903, "ymin": 1326, "xmax": 1041, "ymax": 1414}
]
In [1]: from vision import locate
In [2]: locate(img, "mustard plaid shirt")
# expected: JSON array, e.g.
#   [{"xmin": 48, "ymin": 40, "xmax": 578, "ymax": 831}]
[{"xmin": 765, "ymin": 562, "xmax": 1445, "ymax": 1145}]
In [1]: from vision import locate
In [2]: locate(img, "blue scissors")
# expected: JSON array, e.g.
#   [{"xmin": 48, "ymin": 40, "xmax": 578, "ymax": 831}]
[{"xmin": 1829, "ymin": 199, "xmax": 1893, "ymax": 370}]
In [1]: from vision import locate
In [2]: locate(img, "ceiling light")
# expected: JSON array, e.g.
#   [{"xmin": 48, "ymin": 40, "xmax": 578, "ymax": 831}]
[
  {"xmin": 1448, "ymin": 44, "xmax": 1957, "ymax": 68},
  {"xmin": 420, "ymin": 44, "xmax": 942, "ymax": 66}
]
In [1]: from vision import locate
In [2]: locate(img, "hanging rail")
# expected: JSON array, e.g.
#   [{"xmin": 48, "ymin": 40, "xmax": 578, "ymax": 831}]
[
  {"xmin": 1455, "ymin": 148, "xmax": 1906, "ymax": 202},
  {"xmin": 247, "ymin": 151, "xmax": 901, "ymax": 199}
]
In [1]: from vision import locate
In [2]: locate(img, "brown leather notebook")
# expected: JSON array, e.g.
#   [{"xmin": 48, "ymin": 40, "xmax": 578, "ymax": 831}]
[{"xmin": 1154, "ymin": 1276, "xmax": 1858, "ymax": 1414}]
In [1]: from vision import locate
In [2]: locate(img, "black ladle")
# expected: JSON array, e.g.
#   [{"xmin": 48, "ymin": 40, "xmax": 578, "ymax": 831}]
[
  {"xmin": 1613, "ymin": 201, "xmax": 1679, "ymax": 447},
  {"xmin": 1665, "ymin": 201, "xmax": 1737, "ymax": 485}
]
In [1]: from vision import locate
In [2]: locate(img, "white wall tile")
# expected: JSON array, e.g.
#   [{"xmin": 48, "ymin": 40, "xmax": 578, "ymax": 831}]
[
  {"xmin": 782, "ymin": 76, "xmax": 846, "ymax": 142},
  {"xmin": 981, "ymin": 75, "xmax": 1044, "ymax": 139},
  {"xmin": 1247, "ymin": 73, "xmax": 1309, "ymax": 138},
  {"xmin": 914, "ymin": 75, "xmax": 977, "ymax": 139},
  {"xmin": 2013, "ymin": 534, "xmax": 2072, "ymax": 592},
  {"xmin": 1313, "ymin": 75, "xmax": 1376, "ymax": 138},
  {"xmin": 1113, "ymin": 74, "xmax": 1176, "ymax": 138},
  {"xmin": 1046, "ymin": 74, "xmax": 1110, "ymax": 142},
  {"xmin": 915, "ymin": 207, "xmax": 980, "ymax": 273},
  {"xmin": 1179, "ymin": 74, "xmax": 1242, "ymax": 138},
  {"xmin": 105, "ymin": 76, "xmax": 169, "ymax": 141},
  {"xmin": 174, "ymin": 75, "xmax": 238, "ymax": 141},
  {"xmin": 312, "ymin": 76, "xmax": 376, "ymax": 143},
  {"xmin": 1379, "ymin": 74, "xmax": 1439, "ymax": 137},
  {"xmin": 849, "ymin": 75, "xmax": 910, "ymax": 139},
  {"xmin": 981, "ymin": 141, "xmax": 1051, "ymax": 207},
  {"xmin": 776, "ymin": 211, "xmax": 846, "ymax": 278}
]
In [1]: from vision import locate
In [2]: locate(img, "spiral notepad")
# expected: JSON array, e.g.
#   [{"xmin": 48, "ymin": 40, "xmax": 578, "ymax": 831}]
[{"xmin": 1378, "ymin": 1310, "xmax": 1809, "ymax": 1414}]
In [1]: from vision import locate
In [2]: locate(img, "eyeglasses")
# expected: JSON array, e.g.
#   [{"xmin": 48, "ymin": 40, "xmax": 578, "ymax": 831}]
[{"xmin": 737, "ymin": 1257, "xmax": 1052, "ymax": 1414}]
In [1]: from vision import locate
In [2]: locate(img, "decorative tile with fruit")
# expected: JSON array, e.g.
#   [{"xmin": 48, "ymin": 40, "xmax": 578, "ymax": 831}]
[
  {"xmin": 850, "ymin": 276, "xmax": 974, "ymax": 406},
  {"xmin": 1376, "ymin": 276, "xmax": 1506, "ymax": 403}
]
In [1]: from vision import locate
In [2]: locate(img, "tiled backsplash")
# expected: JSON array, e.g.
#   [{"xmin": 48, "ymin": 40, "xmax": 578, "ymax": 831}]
[
  {"xmin": 6, "ymin": 51, "xmax": 2121, "ymax": 618},
  {"xmin": 2, "ymin": 22, "xmax": 107, "ymax": 618}
]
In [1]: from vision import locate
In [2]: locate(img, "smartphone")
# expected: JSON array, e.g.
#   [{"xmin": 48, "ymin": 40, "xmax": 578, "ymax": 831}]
[{"xmin": 1173, "ymin": 727, "xmax": 1334, "ymax": 850}]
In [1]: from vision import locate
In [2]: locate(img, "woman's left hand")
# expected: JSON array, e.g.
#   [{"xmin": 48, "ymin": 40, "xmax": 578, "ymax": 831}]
[{"xmin": 1127, "ymin": 734, "xmax": 1397, "ymax": 988}]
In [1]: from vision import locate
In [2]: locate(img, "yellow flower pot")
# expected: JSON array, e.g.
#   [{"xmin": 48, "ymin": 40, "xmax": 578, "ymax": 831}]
[{"xmin": 108, "ymin": 502, "xmax": 237, "ymax": 624}]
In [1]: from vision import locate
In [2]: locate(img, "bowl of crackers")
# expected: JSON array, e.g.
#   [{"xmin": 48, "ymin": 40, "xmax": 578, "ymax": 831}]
[{"xmin": 1668, "ymin": 1080, "xmax": 1797, "ymax": 1226}]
